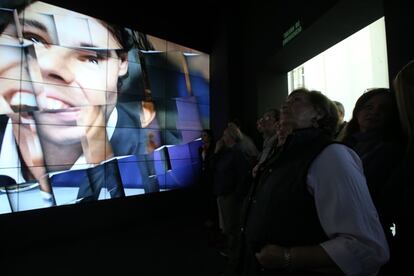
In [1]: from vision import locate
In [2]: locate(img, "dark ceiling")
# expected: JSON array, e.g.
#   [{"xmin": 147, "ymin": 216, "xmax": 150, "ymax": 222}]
[
  {"xmin": 43, "ymin": 0, "xmax": 340, "ymax": 54},
  {"xmin": 44, "ymin": 0, "xmax": 223, "ymax": 53}
]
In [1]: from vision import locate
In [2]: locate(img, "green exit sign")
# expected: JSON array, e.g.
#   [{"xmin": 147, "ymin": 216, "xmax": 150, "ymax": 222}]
[{"xmin": 283, "ymin": 20, "xmax": 302, "ymax": 46}]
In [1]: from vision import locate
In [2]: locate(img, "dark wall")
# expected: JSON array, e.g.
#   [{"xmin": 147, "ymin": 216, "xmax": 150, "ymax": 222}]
[
  {"xmin": 256, "ymin": 72, "xmax": 287, "ymax": 117},
  {"xmin": 43, "ymin": 0, "xmax": 218, "ymax": 54},
  {"xmin": 253, "ymin": 0, "xmax": 413, "ymax": 119},
  {"xmin": 384, "ymin": 0, "xmax": 414, "ymax": 82},
  {"xmin": 210, "ymin": 19, "xmax": 229, "ymax": 139},
  {"xmin": 219, "ymin": 0, "xmax": 391, "ymax": 145},
  {"xmin": 233, "ymin": 0, "xmax": 341, "ymax": 141},
  {"xmin": 0, "ymin": 188, "xmax": 226, "ymax": 274},
  {"xmin": 266, "ymin": 0, "xmax": 383, "ymax": 72},
  {"xmin": 240, "ymin": 0, "xmax": 384, "ymax": 126},
  {"xmin": 0, "ymin": 188, "xmax": 201, "ymax": 240}
]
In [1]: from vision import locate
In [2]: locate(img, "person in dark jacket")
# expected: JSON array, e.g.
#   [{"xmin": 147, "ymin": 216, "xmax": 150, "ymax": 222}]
[
  {"xmin": 237, "ymin": 88, "xmax": 389, "ymax": 276},
  {"xmin": 380, "ymin": 60, "xmax": 414, "ymax": 275},
  {"xmin": 198, "ymin": 129, "xmax": 218, "ymax": 236},
  {"xmin": 340, "ymin": 88, "xmax": 404, "ymax": 209},
  {"xmin": 213, "ymin": 124, "xmax": 250, "ymax": 269}
]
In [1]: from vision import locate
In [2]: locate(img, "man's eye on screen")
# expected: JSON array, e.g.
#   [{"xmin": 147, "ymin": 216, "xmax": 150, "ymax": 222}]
[
  {"xmin": 79, "ymin": 52, "xmax": 108, "ymax": 65},
  {"xmin": 81, "ymin": 55, "xmax": 100, "ymax": 64},
  {"xmin": 23, "ymin": 32, "xmax": 49, "ymax": 46}
]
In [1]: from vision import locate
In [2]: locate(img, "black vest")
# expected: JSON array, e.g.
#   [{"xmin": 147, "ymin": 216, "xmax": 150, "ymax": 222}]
[{"xmin": 241, "ymin": 128, "xmax": 332, "ymax": 275}]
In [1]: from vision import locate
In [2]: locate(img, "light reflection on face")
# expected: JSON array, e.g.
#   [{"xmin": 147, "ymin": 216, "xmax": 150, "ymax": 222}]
[{"xmin": 280, "ymin": 92, "xmax": 319, "ymax": 130}]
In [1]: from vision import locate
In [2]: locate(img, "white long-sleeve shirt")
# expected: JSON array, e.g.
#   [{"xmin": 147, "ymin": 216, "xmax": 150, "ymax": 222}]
[{"xmin": 307, "ymin": 144, "xmax": 389, "ymax": 275}]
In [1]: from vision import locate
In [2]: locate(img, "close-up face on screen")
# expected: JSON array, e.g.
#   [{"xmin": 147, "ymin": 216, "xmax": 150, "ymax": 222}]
[{"xmin": 0, "ymin": 0, "xmax": 210, "ymax": 214}]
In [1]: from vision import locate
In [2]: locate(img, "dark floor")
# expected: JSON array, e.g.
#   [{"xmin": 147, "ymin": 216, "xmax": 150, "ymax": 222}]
[{"xmin": 0, "ymin": 190, "xmax": 227, "ymax": 275}]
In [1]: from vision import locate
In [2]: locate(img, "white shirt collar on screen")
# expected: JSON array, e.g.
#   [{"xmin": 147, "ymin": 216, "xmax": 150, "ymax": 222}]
[{"xmin": 0, "ymin": 119, "xmax": 23, "ymax": 182}]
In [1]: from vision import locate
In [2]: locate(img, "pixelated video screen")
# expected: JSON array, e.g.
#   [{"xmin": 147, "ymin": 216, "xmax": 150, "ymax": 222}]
[{"xmin": 0, "ymin": 1, "xmax": 209, "ymax": 213}]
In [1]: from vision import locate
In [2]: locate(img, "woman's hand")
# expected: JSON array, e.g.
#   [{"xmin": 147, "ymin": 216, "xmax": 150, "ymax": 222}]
[{"xmin": 255, "ymin": 244, "xmax": 287, "ymax": 269}]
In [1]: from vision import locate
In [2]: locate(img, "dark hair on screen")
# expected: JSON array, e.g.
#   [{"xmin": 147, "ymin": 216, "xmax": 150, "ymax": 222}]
[
  {"xmin": 131, "ymin": 31, "xmax": 155, "ymax": 51},
  {"xmin": 0, "ymin": 0, "xmax": 137, "ymax": 54},
  {"xmin": 0, "ymin": 0, "xmax": 142, "ymax": 93},
  {"xmin": 0, "ymin": 0, "xmax": 161, "ymax": 99},
  {"xmin": 103, "ymin": 23, "xmax": 134, "ymax": 54},
  {"xmin": 0, "ymin": 0, "xmax": 28, "ymax": 33}
]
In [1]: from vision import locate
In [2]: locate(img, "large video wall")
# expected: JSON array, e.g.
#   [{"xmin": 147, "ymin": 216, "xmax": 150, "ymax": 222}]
[{"xmin": 0, "ymin": 1, "xmax": 209, "ymax": 213}]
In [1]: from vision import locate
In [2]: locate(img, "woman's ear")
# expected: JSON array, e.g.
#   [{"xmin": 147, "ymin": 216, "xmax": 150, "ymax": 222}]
[
  {"xmin": 315, "ymin": 109, "xmax": 324, "ymax": 121},
  {"xmin": 311, "ymin": 117, "xmax": 319, "ymax": 128},
  {"xmin": 311, "ymin": 110, "xmax": 324, "ymax": 127}
]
